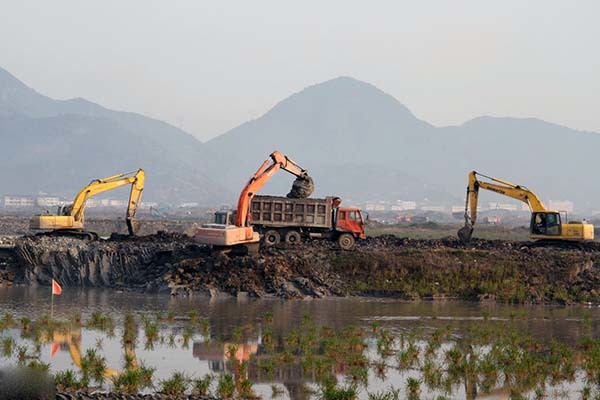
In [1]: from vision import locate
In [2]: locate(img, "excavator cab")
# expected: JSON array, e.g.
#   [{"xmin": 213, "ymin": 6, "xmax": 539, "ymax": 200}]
[
  {"xmin": 214, "ymin": 210, "xmax": 235, "ymax": 225},
  {"xmin": 530, "ymin": 212, "xmax": 561, "ymax": 236}
]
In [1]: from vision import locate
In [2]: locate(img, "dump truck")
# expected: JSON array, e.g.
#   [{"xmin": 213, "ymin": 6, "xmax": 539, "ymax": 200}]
[{"xmin": 215, "ymin": 195, "xmax": 366, "ymax": 250}]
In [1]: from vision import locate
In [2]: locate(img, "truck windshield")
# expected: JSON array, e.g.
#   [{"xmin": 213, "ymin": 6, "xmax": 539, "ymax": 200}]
[{"xmin": 349, "ymin": 211, "xmax": 361, "ymax": 222}]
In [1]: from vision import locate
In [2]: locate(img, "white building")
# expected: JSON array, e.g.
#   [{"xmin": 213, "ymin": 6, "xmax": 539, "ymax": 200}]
[
  {"xmin": 36, "ymin": 196, "xmax": 61, "ymax": 207},
  {"xmin": 391, "ymin": 200, "xmax": 417, "ymax": 211},
  {"xmin": 489, "ymin": 202, "xmax": 518, "ymax": 211},
  {"xmin": 421, "ymin": 205, "xmax": 445, "ymax": 212},
  {"xmin": 365, "ymin": 203, "xmax": 386, "ymax": 211},
  {"xmin": 108, "ymin": 199, "xmax": 126, "ymax": 207},
  {"xmin": 86, "ymin": 199, "xmax": 99, "ymax": 208},
  {"xmin": 4, "ymin": 195, "xmax": 35, "ymax": 208},
  {"xmin": 140, "ymin": 202, "xmax": 158, "ymax": 209}
]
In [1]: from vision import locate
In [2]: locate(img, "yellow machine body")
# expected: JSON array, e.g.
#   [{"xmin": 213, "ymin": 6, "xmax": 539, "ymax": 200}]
[{"xmin": 30, "ymin": 215, "xmax": 83, "ymax": 230}]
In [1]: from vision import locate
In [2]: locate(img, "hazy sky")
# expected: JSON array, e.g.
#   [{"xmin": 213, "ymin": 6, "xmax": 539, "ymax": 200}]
[{"xmin": 2, "ymin": 1, "xmax": 599, "ymax": 141}]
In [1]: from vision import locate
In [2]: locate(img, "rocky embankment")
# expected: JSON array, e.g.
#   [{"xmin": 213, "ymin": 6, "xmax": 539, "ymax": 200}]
[{"xmin": 2, "ymin": 233, "xmax": 600, "ymax": 304}]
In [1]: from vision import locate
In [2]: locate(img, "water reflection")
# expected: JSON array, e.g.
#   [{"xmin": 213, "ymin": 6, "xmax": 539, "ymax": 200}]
[{"xmin": 2, "ymin": 288, "xmax": 600, "ymax": 399}]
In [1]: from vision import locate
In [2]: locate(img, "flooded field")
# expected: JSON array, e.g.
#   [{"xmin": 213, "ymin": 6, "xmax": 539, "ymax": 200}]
[{"xmin": 1, "ymin": 288, "xmax": 600, "ymax": 399}]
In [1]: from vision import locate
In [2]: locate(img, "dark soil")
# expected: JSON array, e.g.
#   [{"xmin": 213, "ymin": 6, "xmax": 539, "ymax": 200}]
[{"xmin": 2, "ymin": 232, "xmax": 600, "ymax": 304}]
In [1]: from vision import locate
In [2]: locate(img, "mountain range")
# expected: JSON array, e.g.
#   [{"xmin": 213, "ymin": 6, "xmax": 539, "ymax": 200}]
[{"xmin": 1, "ymin": 67, "xmax": 599, "ymax": 212}]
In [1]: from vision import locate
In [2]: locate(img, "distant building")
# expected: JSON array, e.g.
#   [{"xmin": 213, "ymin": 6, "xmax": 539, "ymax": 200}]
[
  {"xmin": 420, "ymin": 205, "xmax": 445, "ymax": 212},
  {"xmin": 180, "ymin": 202, "xmax": 199, "ymax": 208},
  {"xmin": 36, "ymin": 196, "xmax": 61, "ymax": 208},
  {"xmin": 86, "ymin": 199, "xmax": 99, "ymax": 208},
  {"xmin": 391, "ymin": 201, "xmax": 416, "ymax": 211},
  {"xmin": 4, "ymin": 195, "xmax": 35, "ymax": 208},
  {"xmin": 109, "ymin": 199, "xmax": 127, "ymax": 207},
  {"xmin": 365, "ymin": 203, "xmax": 386, "ymax": 211},
  {"xmin": 140, "ymin": 202, "xmax": 158, "ymax": 209},
  {"xmin": 489, "ymin": 202, "xmax": 518, "ymax": 211},
  {"xmin": 452, "ymin": 205, "xmax": 485, "ymax": 215}
]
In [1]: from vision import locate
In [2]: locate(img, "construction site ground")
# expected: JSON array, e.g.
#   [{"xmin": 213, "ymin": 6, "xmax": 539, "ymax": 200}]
[{"xmin": 1, "ymin": 216, "xmax": 600, "ymax": 304}]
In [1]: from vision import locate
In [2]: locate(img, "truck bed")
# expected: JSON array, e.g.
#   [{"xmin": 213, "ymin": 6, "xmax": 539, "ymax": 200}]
[{"xmin": 250, "ymin": 195, "xmax": 332, "ymax": 229}]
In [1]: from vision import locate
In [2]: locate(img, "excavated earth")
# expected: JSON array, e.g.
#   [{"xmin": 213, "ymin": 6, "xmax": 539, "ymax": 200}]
[{"xmin": 1, "ymin": 231, "xmax": 600, "ymax": 304}]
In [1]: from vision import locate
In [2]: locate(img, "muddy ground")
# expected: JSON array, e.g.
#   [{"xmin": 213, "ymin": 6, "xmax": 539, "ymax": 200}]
[{"xmin": 1, "ymin": 229, "xmax": 600, "ymax": 304}]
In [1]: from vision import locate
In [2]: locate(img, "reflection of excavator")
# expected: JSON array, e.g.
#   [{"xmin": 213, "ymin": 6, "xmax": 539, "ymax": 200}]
[
  {"xmin": 40, "ymin": 328, "xmax": 137, "ymax": 378},
  {"xmin": 458, "ymin": 171, "xmax": 594, "ymax": 243},
  {"xmin": 30, "ymin": 169, "xmax": 145, "ymax": 240},
  {"xmin": 195, "ymin": 151, "xmax": 312, "ymax": 252}
]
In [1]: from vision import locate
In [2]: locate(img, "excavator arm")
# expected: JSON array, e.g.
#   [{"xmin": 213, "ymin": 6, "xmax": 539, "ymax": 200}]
[
  {"xmin": 69, "ymin": 169, "xmax": 145, "ymax": 225},
  {"xmin": 195, "ymin": 151, "xmax": 313, "ymax": 250},
  {"xmin": 458, "ymin": 171, "xmax": 547, "ymax": 242},
  {"xmin": 235, "ymin": 151, "xmax": 312, "ymax": 227}
]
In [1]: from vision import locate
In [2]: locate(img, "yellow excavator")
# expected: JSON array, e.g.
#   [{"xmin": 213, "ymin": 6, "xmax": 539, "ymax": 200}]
[
  {"xmin": 40, "ymin": 328, "xmax": 137, "ymax": 379},
  {"xmin": 458, "ymin": 171, "xmax": 594, "ymax": 243},
  {"xmin": 30, "ymin": 169, "xmax": 145, "ymax": 240}
]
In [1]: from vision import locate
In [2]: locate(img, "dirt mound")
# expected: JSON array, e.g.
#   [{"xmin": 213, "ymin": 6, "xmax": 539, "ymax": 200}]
[{"xmin": 7, "ymin": 233, "xmax": 346, "ymax": 298}]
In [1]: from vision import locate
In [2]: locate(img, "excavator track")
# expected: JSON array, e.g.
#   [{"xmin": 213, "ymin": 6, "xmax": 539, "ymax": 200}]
[{"xmin": 36, "ymin": 230, "xmax": 99, "ymax": 241}]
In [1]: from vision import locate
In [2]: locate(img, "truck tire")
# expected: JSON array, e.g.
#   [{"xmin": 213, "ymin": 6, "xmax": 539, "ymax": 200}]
[
  {"xmin": 263, "ymin": 230, "xmax": 281, "ymax": 246},
  {"xmin": 284, "ymin": 230, "xmax": 302, "ymax": 245},
  {"xmin": 338, "ymin": 233, "xmax": 356, "ymax": 250}
]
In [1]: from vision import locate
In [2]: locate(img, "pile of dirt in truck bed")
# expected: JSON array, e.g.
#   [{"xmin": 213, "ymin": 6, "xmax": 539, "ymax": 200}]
[{"xmin": 4, "ymin": 233, "xmax": 600, "ymax": 303}]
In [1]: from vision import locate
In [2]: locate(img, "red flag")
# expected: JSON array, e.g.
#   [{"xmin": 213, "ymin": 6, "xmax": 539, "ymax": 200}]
[
  {"xmin": 50, "ymin": 342, "xmax": 60, "ymax": 358},
  {"xmin": 52, "ymin": 279, "xmax": 62, "ymax": 295}
]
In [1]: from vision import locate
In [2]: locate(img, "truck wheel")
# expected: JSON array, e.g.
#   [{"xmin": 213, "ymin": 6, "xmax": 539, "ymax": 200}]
[
  {"xmin": 284, "ymin": 230, "xmax": 302, "ymax": 245},
  {"xmin": 338, "ymin": 233, "xmax": 356, "ymax": 250},
  {"xmin": 263, "ymin": 230, "xmax": 281, "ymax": 246}
]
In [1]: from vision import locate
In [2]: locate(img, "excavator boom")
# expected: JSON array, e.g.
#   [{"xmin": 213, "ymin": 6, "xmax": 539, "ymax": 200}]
[{"xmin": 235, "ymin": 151, "xmax": 311, "ymax": 227}]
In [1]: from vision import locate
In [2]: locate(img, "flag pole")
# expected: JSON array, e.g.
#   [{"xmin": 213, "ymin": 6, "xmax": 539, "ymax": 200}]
[{"xmin": 51, "ymin": 272, "xmax": 54, "ymax": 318}]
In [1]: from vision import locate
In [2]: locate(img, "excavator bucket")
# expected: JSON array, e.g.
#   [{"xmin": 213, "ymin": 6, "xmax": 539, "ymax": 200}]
[
  {"xmin": 287, "ymin": 176, "xmax": 314, "ymax": 199},
  {"xmin": 126, "ymin": 218, "xmax": 140, "ymax": 236},
  {"xmin": 457, "ymin": 225, "xmax": 473, "ymax": 243}
]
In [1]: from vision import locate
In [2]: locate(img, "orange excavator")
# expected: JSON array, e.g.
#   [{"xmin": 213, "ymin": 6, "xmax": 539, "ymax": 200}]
[{"xmin": 195, "ymin": 151, "xmax": 313, "ymax": 253}]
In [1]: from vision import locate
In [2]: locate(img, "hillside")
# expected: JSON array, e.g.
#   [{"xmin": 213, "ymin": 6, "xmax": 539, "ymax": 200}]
[
  {"xmin": 2, "ymin": 67, "xmax": 599, "ymax": 211},
  {"xmin": 0, "ymin": 67, "xmax": 231, "ymax": 203},
  {"xmin": 206, "ymin": 77, "xmax": 452, "ymax": 202},
  {"xmin": 207, "ymin": 77, "xmax": 600, "ymax": 211}
]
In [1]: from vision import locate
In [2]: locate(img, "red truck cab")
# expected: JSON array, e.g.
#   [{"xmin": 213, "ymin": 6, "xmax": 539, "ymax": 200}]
[{"xmin": 335, "ymin": 207, "xmax": 367, "ymax": 239}]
